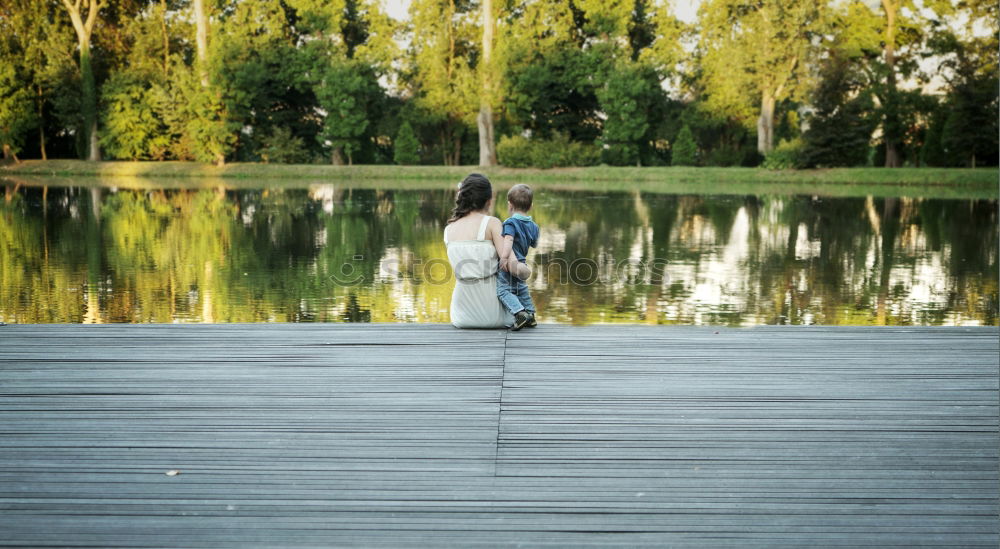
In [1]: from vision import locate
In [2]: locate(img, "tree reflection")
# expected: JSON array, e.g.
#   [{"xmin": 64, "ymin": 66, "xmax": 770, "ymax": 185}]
[{"xmin": 0, "ymin": 181, "xmax": 996, "ymax": 326}]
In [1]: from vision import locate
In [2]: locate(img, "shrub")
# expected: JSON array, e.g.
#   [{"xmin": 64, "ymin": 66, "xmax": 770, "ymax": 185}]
[
  {"xmin": 393, "ymin": 121, "xmax": 420, "ymax": 165},
  {"xmin": 601, "ymin": 143, "xmax": 640, "ymax": 167},
  {"xmin": 99, "ymin": 71, "xmax": 170, "ymax": 160},
  {"xmin": 497, "ymin": 135, "xmax": 533, "ymax": 167},
  {"xmin": 258, "ymin": 127, "xmax": 308, "ymax": 164},
  {"xmin": 762, "ymin": 138, "xmax": 805, "ymax": 170},
  {"xmin": 497, "ymin": 133, "xmax": 600, "ymax": 168},
  {"xmin": 671, "ymin": 125, "xmax": 697, "ymax": 166},
  {"xmin": 704, "ymin": 146, "xmax": 744, "ymax": 167}
]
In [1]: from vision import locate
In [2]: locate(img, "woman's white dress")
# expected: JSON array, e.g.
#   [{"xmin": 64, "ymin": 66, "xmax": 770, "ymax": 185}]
[{"xmin": 445, "ymin": 215, "xmax": 514, "ymax": 329}]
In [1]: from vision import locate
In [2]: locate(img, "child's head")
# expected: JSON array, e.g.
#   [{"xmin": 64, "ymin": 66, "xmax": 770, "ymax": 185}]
[{"xmin": 507, "ymin": 184, "xmax": 533, "ymax": 213}]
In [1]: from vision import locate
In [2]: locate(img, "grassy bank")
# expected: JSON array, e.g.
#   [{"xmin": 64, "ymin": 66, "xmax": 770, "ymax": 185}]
[{"xmin": 3, "ymin": 160, "xmax": 997, "ymax": 199}]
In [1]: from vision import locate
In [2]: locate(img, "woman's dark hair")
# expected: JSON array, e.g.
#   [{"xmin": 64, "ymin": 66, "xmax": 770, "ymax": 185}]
[{"xmin": 448, "ymin": 173, "xmax": 493, "ymax": 223}]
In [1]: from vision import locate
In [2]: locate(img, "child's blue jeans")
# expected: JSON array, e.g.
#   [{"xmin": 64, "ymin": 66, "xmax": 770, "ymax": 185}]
[{"xmin": 497, "ymin": 268, "xmax": 534, "ymax": 315}]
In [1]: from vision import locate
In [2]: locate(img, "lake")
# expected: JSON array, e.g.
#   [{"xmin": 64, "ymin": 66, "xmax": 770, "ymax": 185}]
[{"xmin": 1, "ymin": 178, "xmax": 996, "ymax": 325}]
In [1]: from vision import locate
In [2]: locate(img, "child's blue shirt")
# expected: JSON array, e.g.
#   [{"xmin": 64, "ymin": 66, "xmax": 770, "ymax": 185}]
[{"xmin": 502, "ymin": 213, "xmax": 539, "ymax": 262}]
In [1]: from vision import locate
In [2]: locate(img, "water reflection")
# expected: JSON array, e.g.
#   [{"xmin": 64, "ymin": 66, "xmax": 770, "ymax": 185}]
[{"xmin": 1, "ymin": 181, "xmax": 996, "ymax": 325}]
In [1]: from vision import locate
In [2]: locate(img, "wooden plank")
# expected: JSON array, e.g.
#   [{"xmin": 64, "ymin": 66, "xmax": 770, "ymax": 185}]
[{"xmin": 0, "ymin": 324, "xmax": 997, "ymax": 547}]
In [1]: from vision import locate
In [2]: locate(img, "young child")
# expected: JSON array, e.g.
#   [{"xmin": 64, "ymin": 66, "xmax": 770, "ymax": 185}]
[{"xmin": 497, "ymin": 184, "xmax": 539, "ymax": 330}]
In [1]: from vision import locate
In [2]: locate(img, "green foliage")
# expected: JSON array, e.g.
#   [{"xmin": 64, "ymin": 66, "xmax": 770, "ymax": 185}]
[
  {"xmin": 504, "ymin": 44, "xmax": 614, "ymax": 144},
  {"xmin": 597, "ymin": 62, "xmax": 664, "ymax": 166},
  {"xmin": 800, "ymin": 57, "xmax": 877, "ymax": 168},
  {"xmin": 939, "ymin": 70, "xmax": 999, "ymax": 168},
  {"xmin": 0, "ymin": 54, "xmax": 37, "ymax": 158},
  {"xmin": 210, "ymin": 0, "xmax": 314, "ymax": 162},
  {"xmin": 762, "ymin": 138, "xmax": 805, "ymax": 170},
  {"xmin": 99, "ymin": 71, "xmax": 170, "ymax": 160},
  {"xmin": 314, "ymin": 60, "xmax": 381, "ymax": 164},
  {"xmin": 393, "ymin": 122, "xmax": 420, "ymax": 165},
  {"xmin": 704, "ymin": 147, "xmax": 746, "ymax": 167},
  {"xmin": 697, "ymin": 0, "xmax": 827, "ymax": 138},
  {"xmin": 409, "ymin": 0, "xmax": 478, "ymax": 165},
  {"xmin": 497, "ymin": 133, "xmax": 600, "ymax": 168},
  {"xmin": 671, "ymin": 125, "xmax": 697, "ymax": 167},
  {"xmin": 0, "ymin": 0, "xmax": 995, "ymax": 169},
  {"xmin": 183, "ymin": 78, "xmax": 239, "ymax": 164},
  {"xmin": 920, "ymin": 111, "xmax": 948, "ymax": 167},
  {"xmin": 258, "ymin": 127, "xmax": 308, "ymax": 164}
]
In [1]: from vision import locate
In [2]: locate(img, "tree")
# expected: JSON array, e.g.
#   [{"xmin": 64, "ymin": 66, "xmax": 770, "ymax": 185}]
[
  {"xmin": 59, "ymin": 0, "xmax": 103, "ymax": 161},
  {"xmin": 394, "ymin": 121, "xmax": 420, "ymax": 165},
  {"xmin": 315, "ymin": 60, "xmax": 379, "ymax": 165},
  {"xmin": 800, "ymin": 55, "xmax": 877, "ymax": 168},
  {"xmin": 926, "ymin": 0, "xmax": 999, "ymax": 167},
  {"xmin": 940, "ymin": 72, "xmax": 999, "ymax": 167},
  {"xmin": 597, "ymin": 61, "xmax": 663, "ymax": 166},
  {"xmin": 96, "ymin": 2, "xmax": 182, "ymax": 161},
  {"xmin": 0, "ymin": 0, "xmax": 78, "ymax": 161},
  {"xmin": 191, "ymin": 0, "xmax": 246, "ymax": 166},
  {"xmin": 671, "ymin": 124, "xmax": 697, "ymax": 166},
  {"xmin": 697, "ymin": 0, "xmax": 826, "ymax": 154},
  {"xmin": 920, "ymin": 107, "xmax": 947, "ymax": 167},
  {"xmin": 290, "ymin": 0, "xmax": 396, "ymax": 164},
  {"xmin": 99, "ymin": 71, "xmax": 169, "ymax": 160},
  {"xmin": 193, "ymin": 0, "xmax": 209, "ymax": 87},
  {"xmin": 836, "ymin": 0, "xmax": 952, "ymax": 167},
  {"xmin": 182, "ymin": 74, "xmax": 238, "ymax": 164},
  {"xmin": 408, "ymin": 0, "xmax": 478, "ymax": 165},
  {"xmin": 0, "ymin": 60, "xmax": 36, "ymax": 161}
]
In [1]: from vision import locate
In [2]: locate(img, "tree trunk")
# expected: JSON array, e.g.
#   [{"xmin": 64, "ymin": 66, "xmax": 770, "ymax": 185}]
[
  {"xmin": 332, "ymin": 147, "xmax": 345, "ymax": 165},
  {"xmin": 477, "ymin": 0, "xmax": 497, "ymax": 166},
  {"xmin": 757, "ymin": 92, "xmax": 776, "ymax": 155},
  {"xmin": 194, "ymin": 0, "xmax": 209, "ymax": 87},
  {"xmin": 81, "ymin": 41, "xmax": 100, "ymax": 161},
  {"xmin": 62, "ymin": 0, "xmax": 101, "ymax": 161},
  {"xmin": 882, "ymin": 0, "xmax": 901, "ymax": 168},
  {"xmin": 193, "ymin": 0, "xmax": 223, "ymax": 165},
  {"xmin": 161, "ymin": 0, "xmax": 170, "ymax": 76},
  {"xmin": 37, "ymin": 84, "xmax": 47, "ymax": 160},
  {"xmin": 477, "ymin": 106, "xmax": 495, "ymax": 166}
]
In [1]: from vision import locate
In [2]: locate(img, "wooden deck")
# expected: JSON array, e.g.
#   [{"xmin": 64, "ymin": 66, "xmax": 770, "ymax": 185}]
[{"xmin": 1, "ymin": 324, "xmax": 997, "ymax": 547}]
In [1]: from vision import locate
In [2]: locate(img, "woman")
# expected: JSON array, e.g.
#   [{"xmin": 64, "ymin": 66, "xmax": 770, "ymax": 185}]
[{"xmin": 444, "ymin": 174, "xmax": 528, "ymax": 328}]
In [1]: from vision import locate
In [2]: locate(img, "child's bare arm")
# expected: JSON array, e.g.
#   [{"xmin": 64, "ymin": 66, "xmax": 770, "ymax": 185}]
[
  {"xmin": 501, "ymin": 235, "xmax": 532, "ymax": 280},
  {"xmin": 493, "ymin": 225, "xmax": 531, "ymax": 280},
  {"xmin": 499, "ymin": 235, "xmax": 515, "ymax": 267},
  {"xmin": 513, "ymin": 260, "xmax": 531, "ymax": 280}
]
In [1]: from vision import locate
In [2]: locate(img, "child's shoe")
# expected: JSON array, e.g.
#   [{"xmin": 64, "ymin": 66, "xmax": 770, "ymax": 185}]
[
  {"xmin": 512, "ymin": 310, "xmax": 531, "ymax": 331},
  {"xmin": 526, "ymin": 313, "xmax": 537, "ymax": 328}
]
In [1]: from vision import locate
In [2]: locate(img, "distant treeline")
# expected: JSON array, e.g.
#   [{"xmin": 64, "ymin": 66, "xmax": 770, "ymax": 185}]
[{"xmin": 0, "ymin": 0, "xmax": 997, "ymax": 168}]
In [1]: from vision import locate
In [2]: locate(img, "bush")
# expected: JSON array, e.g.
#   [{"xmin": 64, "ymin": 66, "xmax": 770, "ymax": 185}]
[
  {"xmin": 601, "ymin": 143, "xmax": 640, "ymax": 167},
  {"xmin": 761, "ymin": 138, "xmax": 805, "ymax": 170},
  {"xmin": 258, "ymin": 127, "xmax": 308, "ymax": 164},
  {"xmin": 393, "ymin": 121, "xmax": 420, "ymax": 165},
  {"xmin": 704, "ymin": 146, "xmax": 744, "ymax": 167},
  {"xmin": 497, "ymin": 133, "xmax": 600, "ymax": 168},
  {"xmin": 99, "ymin": 71, "xmax": 170, "ymax": 160},
  {"xmin": 497, "ymin": 135, "xmax": 532, "ymax": 167},
  {"xmin": 671, "ymin": 125, "xmax": 697, "ymax": 166},
  {"xmin": 921, "ymin": 114, "xmax": 948, "ymax": 167}
]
